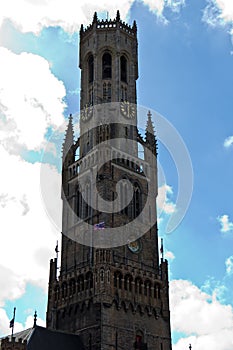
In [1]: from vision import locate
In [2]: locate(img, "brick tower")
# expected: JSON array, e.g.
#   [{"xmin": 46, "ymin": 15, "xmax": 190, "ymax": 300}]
[{"xmin": 46, "ymin": 11, "xmax": 172, "ymax": 350}]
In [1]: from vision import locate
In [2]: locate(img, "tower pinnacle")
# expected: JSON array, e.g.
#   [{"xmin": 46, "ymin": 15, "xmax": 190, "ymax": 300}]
[
  {"xmin": 62, "ymin": 114, "xmax": 74, "ymax": 158},
  {"xmin": 146, "ymin": 110, "xmax": 157, "ymax": 152},
  {"xmin": 116, "ymin": 10, "xmax": 120, "ymax": 21},
  {"xmin": 93, "ymin": 11, "xmax": 98, "ymax": 23}
]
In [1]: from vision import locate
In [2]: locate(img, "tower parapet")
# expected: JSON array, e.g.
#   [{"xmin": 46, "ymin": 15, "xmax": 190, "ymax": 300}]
[{"xmin": 80, "ymin": 11, "xmax": 137, "ymax": 39}]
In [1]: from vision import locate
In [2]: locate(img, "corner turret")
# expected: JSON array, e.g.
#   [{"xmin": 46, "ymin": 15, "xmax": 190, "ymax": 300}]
[
  {"xmin": 145, "ymin": 110, "xmax": 157, "ymax": 155},
  {"xmin": 62, "ymin": 114, "xmax": 74, "ymax": 161}
]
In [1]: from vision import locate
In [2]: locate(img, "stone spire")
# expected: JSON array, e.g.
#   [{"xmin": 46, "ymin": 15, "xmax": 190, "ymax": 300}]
[
  {"xmin": 132, "ymin": 20, "xmax": 137, "ymax": 32},
  {"xmin": 93, "ymin": 11, "xmax": 98, "ymax": 23},
  {"xmin": 116, "ymin": 10, "xmax": 120, "ymax": 21},
  {"xmin": 145, "ymin": 110, "xmax": 157, "ymax": 152},
  {"xmin": 62, "ymin": 114, "xmax": 74, "ymax": 159}
]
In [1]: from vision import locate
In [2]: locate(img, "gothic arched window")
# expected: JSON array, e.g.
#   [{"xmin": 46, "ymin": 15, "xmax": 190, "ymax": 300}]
[
  {"xmin": 75, "ymin": 186, "xmax": 83, "ymax": 220},
  {"xmin": 132, "ymin": 183, "xmax": 141, "ymax": 219},
  {"xmin": 124, "ymin": 274, "xmax": 133, "ymax": 292},
  {"xmin": 120, "ymin": 178, "xmax": 129, "ymax": 216},
  {"xmin": 83, "ymin": 182, "xmax": 91, "ymax": 218},
  {"xmin": 77, "ymin": 275, "xmax": 84, "ymax": 292},
  {"xmin": 114, "ymin": 271, "xmax": 123, "ymax": 289},
  {"xmin": 120, "ymin": 55, "xmax": 127, "ymax": 83},
  {"xmin": 102, "ymin": 52, "xmax": 112, "ymax": 79},
  {"xmin": 70, "ymin": 279, "xmax": 76, "ymax": 296},
  {"xmin": 103, "ymin": 82, "xmax": 111, "ymax": 102},
  {"xmin": 88, "ymin": 55, "xmax": 94, "ymax": 83},
  {"xmin": 135, "ymin": 277, "xmax": 143, "ymax": 294},
  {"xmin": 86, "ymin": 271, "xmax": 93, "ymax": 289},
  {"xmin": 62, "ymin": 282, "xmax": 67, "ymax": 299},
  {"xmin": 144, "ymin": 279, "xmax": 152, "ymax": 297}
]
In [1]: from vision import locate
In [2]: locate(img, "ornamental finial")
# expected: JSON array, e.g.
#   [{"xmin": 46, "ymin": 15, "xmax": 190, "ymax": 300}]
[
  {"xmin": 33, "ymin": 311, "xmax": 37, "ymax": 328},
  {"xmin": 93, "ymin": 12, "xmax": 98, "ymax": 23},
  {"xmin": 116, "ymin": 10, "xmax": 120, "ymax": 21}
]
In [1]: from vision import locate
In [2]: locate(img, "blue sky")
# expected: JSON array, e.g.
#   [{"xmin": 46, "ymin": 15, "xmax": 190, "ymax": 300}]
[{"xmin": 0, "ymin": 0, "xmax": 233, "ymax": 349}]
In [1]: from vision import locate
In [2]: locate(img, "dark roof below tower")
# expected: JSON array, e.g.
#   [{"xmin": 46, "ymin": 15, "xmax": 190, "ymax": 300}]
[{"xmin": 0, "ymin": 326, "xmax": 85, "ymax": 350}]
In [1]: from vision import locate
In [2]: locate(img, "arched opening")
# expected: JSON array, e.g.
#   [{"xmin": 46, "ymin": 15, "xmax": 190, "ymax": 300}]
[
  {"xmin": 75, "ymin": 146, "xmax": 80, "ymax": 161},
  {"xmin": 138, "ymin": 143, "xmax": 144, "ymax": 160},
  {"xmin": 121, "ymin": 85, "xmax": 127, "ymax": 101},
  {"xmin": 77, "ymin": 275, "xmax": 84, "ymax": 292},
  {"xmin": 154, "ymin": 283, "xmax": 161, "ymax": 299},
  {"xmin": 124, "ymin": 274, "xmax": 133, "ymax": 292},
  {"xmin": 70, "ymin": 279, "xmax": 76, "ymax": 296},
  {"xmin": 75, "ymin": 186, "xmax": 82, "ymax": 220},
  {"xmin": 54, "ymin": 285, "xmax": 60, "ymax": 302},
  {"xmin": 100, "ymin": 268, "xmax": 104, "ymax": 283},
  {"xmin": 135, "ymin": 277, "xmax": 143, "ymax": 294},
  {"xmin": 132, "ymin": 184, "xmax": 141, "ymax": 219},
  {"xmin": 83, "ymin": 182, "xmax": 91, "ymax": 218},
  {"xmin": 88, "ymin": 55, "xmax": 94, "ymax": 83},
  {"xmin": 86, "ymin": 271, "xmax": 93, "ymax": 289},
  {"xmin": 102, "ymin": 52, "xmax": 112, "ymax": 79},
  {"xmin": 120, "ymin": 56, "xmax": 127, "ymax": 83},
  {"xmin": 62, "ymin": 282, "xmax": 67, "ymax": 299},
  {"xmin": 134, "ymin": 330, "xmax": 145, "ymax": 350},
  {"xmin": 103, "ymin": 82, "xmax": 111, "ymax": 102},
  {"xmin": 114, "ymin": 271, "xmax": 123, "ymax": 289},
  {"xmin": 144, "ymin": 279, "xmax": 152, "ymax": 297}
]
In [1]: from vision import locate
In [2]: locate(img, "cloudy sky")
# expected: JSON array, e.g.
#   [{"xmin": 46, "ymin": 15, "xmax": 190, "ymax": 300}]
[{"xmin": 0, "ymin": 0, "xmax": 233, "ymax": 349}]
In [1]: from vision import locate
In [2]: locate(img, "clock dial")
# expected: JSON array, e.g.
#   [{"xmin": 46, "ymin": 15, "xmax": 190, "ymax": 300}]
[
  {"xmin": 80, "ymin": 105, "xmax": 93, "ymax": 122},
  {"xmin": 120, "ymin": 101, "xmax": 136, "ymax": 119},
  {"xmin": 127, "ymin": 239, "xmax": 141, "ymax": 253}
]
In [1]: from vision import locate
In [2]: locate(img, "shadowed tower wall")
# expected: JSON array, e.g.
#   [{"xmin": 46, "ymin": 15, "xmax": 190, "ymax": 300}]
[{"xmin": 46, "ymin": 11, "xmax": 172, "ymax": 350}]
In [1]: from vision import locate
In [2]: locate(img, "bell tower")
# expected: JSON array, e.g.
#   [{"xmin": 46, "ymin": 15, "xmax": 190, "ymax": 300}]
[
  {"xmin": 79, "ymin": 10, "xmax": 138, "ymax": 109},
  {"xmin": 47, "ymin": 11, "xmax": 172, "ymax": 350}
]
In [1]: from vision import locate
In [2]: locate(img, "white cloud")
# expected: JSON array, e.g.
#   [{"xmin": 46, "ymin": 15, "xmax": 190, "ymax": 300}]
[
  {"xmin": 166, "ymin": 0, "xmax": 185, "ymax": 13},
  {"xmin": 224, "ymin": 136, "xmax": 233, "ymax": 148},
  {"xmin": 142, "ymin": 0, "xmax": 185, "ymax": 16},
  {"xmin": 0, "ymin": 47, "xmax": 66, "ymax": 154},
  {"xmin": 0, "ymin": 308, "xmax": 45, "ymax": 336},
  {"xmin": 225, "ymin": 256, "xmax": 233, "ymax": 275},
  {"xmin": 24, "ymin": 314, "xmax": 46, "ymax": 329},
  {"xmin": 170, "ymin": 279, "xmax": 233, "ymax": 350},
  {"xmin": 0, "ymin": 0, "xmax": 134, "ymax": 34},
  {"xmin": 217, "ymin": 214, "xmax": 233, "ymax": 233},
  {"xmin": 203, "ymin": 0, "xmax": 233, "ymax": 27},
  {"xmin": 165, "ymin": 250, "xmax": 175, "ymax": 260},
  {"xmin": 0, "ymin": 0, "xmax": 186, "ymax": 35},
  {"xmin": 0, "ymin": 145, "xmax": 62, "ymax": 301},
  {"xmin": 141, "ymin": 0, "xmax": 165, "ymax": 16},
  {"xmin": 158, "ymin": 184, "xmax": 176, "ymax": 215}
]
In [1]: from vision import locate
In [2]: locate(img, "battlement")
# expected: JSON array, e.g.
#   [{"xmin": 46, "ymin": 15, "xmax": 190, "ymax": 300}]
[
  {"xmin": 80, "ymin": 11, "xmax": 137, "ymax": 39},
  {"xmin": 1, "ymin": 337, "xmax": 27, "ymax": 350}
]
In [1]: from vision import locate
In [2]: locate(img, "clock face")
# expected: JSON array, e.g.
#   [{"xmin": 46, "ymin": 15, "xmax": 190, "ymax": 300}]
[
  {"xmin": 120, "ymin": 101, "xmax": 136, "ymax": 119},
  {"xmin": 80, "ymin": 105, "xmax": 93, "ymax": 122},
  {"xmin": 127, "ymin": 239, "xmax": 141, "ymax": 253}
]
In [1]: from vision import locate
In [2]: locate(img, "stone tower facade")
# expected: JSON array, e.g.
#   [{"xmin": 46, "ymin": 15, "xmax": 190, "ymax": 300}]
[{"xmin": 46, "ymin": 11, "xmax": 172, "ymax": 350}]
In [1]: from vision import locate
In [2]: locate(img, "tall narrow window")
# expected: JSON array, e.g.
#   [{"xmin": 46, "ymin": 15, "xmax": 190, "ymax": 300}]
[
  {"xmin": 89, "ymin": 86, "xmax": 93, "ymax": 105},
  {"xmin": 103, "ymin": 82, "xmax": 111, "ymax": 102},
  {"xmin": 132, "ymin": 184, "xmax": 141, "ymax": 218},
  {"xmin": 84, "ymin": 182, "xmax": 91, "ymax": 218},
  {"xmin": 120, "ymin": 56, "xmax": 127, "ymax": 82},
  {"xmin": 102, "ymin": 53, "xmax": 112, "ymax": 79},
  {"xmin": 121, "ymin": 85, "xmax": 127, "ymax": 101},
  {"xmin": 107, "ymin": 82, "xmax": 111, "ymax": 101},
  {"xmin": 76, "ymin": 186, "xmax": 82, "ymax": 220},
  {"xmin": 88, "ymin": 55, "xmax": 94, "ymax": 83}
]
